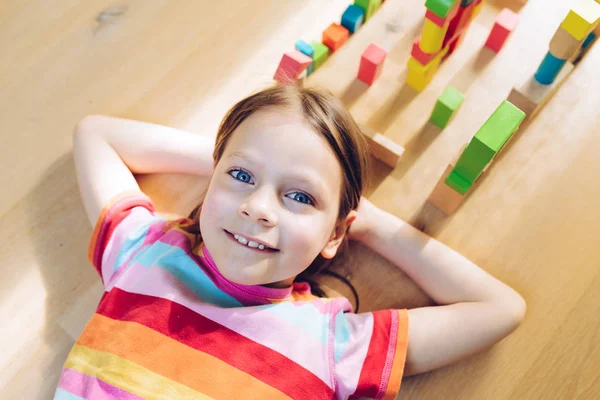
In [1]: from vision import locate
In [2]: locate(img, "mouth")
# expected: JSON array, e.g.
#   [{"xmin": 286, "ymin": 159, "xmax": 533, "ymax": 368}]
[{"xmin": 224, "ymin": 230, "xmax": 279, "ymax": 253}]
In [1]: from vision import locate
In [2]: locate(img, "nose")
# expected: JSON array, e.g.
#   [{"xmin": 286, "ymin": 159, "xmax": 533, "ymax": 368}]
[{"xmin": 238, "ymin": 186, "xmax": 278, "ymax": 227}]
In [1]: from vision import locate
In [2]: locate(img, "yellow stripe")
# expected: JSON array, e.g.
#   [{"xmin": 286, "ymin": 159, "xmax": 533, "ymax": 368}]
[
  {"xmin": 77, "ymin": 314, "xmax": 291, "ymax": 399},
  {"xmin": 65, "ymin": 344, "xmax": 214, "ymax": 400}
]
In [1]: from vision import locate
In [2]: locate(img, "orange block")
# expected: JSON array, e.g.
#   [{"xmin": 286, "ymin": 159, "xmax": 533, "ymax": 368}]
[{"xmin": 323, "ymin": 23, "xmax": 350, "ymax": 52}]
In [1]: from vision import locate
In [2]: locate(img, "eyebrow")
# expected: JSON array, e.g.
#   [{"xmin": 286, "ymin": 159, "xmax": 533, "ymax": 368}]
[{"xmin": 226, "ymin": 151, "xmax": 330, "ymax": 200}]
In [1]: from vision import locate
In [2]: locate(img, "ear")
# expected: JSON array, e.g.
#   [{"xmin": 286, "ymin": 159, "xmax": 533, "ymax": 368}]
[{"xmin": 321, "ymin": 210, "xmax": 357, "ymax": 259}]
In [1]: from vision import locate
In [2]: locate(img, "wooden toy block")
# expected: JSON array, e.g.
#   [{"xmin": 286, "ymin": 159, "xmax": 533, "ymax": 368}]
[
  {"xmin": 355, "ymin": 0, "xmax": 382, "ymax": 22},
  {"xmin": 461, "ymin": 0, "xmax": 476, "ymax": 6},
  {"xmin": 429, "ymin": 86, "xmax": 464, "ymax": 129},
  {"xmin": 428, "ymin": 164, "xmax": 467, "ymax": 214},
  {"xmin": 549, "ymin": 26, "xmax": 585, "ymax": 59},
  {"xmin": 484, "ymin": 8, "xmax": 520, "ymax": 53},
  {"xmin": 472, "ymin": 0, "xmax": 483, "ymax": 18},
  {"xmin": 560, "ymin": 0, "xmax": 600, "ymax": 41},
  {"xmin": 446, "ymin": 29, "xmax": 466, "ymax": 56},
  {"xmin": 273, "ymin": 51, "xmax": 313, "ymax": 84},
  {"xmin": 295, "ymin": 40, "xmax": 315, "ymax": 75},
  {"xmin": 446, "ymin": 101, "xmax": 525, "ymax": 194},
  {"xmin": 426, "ymin": 3, "xmax": 459, "ymax": 27},
  {"xmin": 359, "ymin": 124, "xmax": 405, "ymax": 168},
  {"xmin": 310, "ymin": 41, "xmax": 330, "ymax": 70},
  {"xmin": 342, "ymin": 4, "xmax": 365, "ymax": 34},
  {"xmin": 406, "ymin": 46, "xmax": 449, "ymax": 91},
  {"xmin": 411, "ymin": 37, "xmax": 437, "ymax": 65},
  {"xmin": 421, "ymin": 18, "xmax": 449, "ymax": 53},
  {"xmin": 323, "ymin": 23, "xmax": 350, "ymax": 52},
  {"xmin": 534, "ymin": 51, "xmax": 568, "ymax": 85},
  {"xmin": 425, "ymin": 0, "xmax": 458, "ymax": 19},
  {"xmin": 573, "ymin": 29, "xmax": 599, "ymax": 62},
  {"xmin": 445, "ymin": 1, "xmax": 475, "ymax": 46},
  {"xmin": 358, "ymin": 43, "xmax": 387, "ymax": 85},
  {"xmin": 507, "ymin": 61, "xmax": 575, "ymax": 119}
]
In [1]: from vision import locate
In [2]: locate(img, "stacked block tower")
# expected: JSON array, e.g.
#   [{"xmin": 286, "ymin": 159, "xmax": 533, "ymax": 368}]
[
  {"xmin": 507, "ymin": 0, "xmax": 600, "ymax": 119},
  {"xmin": 407, "ymin": 0, "xmax": 483, "ymax": 91}
]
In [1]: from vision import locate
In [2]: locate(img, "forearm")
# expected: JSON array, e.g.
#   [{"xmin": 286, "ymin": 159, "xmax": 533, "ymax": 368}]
[
  {"xmin": 361, "ymin": 207, "xmax": 524, "ymax": 307},
  {"xmin": 77, "ymin": 114, "xmax": 214, "ymax": 176}
]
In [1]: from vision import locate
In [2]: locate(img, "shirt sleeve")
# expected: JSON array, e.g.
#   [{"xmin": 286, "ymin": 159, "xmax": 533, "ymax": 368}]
[
  {"xmin": 333, "ymin": 309, "xmax": 409, "ymax": 400},
  {"xmin": 87, "ymin": 191, "xmax": 161, "ymax": 288}
]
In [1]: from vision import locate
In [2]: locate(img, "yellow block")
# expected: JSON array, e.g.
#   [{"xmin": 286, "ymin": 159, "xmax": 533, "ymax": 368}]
[
  {"xmin": 560, "ymin": 0, "xmax": 600, "ymax": 40},
  {"xmin": 405, "ymin": 45, "xmax": 449, "ymax": 91},
  {"xmin": 473, "ymin": 1, "xmax": 483, "ymax": 18},
  {"xmin": 406, "ymin": 67, "xmax": 433, "ymax": 91},
  {"xmin": 421, "ymin": 18, "xmax": 448, "ymax": 54}
]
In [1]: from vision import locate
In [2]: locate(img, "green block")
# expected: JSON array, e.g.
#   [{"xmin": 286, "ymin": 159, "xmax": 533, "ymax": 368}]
[
  {"xmin": 425, "ymin": 0, "xmax": 457, "ymax": 18},
  {"xmin": 310, "ymin": 41, "xmax": 330, "ymax": 70},
  {"xmin": 445, "ymin": 100, "xmax": 526, "ymax": 194},
  {"xmin": 446, "ymin": 171, "xmax": 472, "ymax": 193},
  {"xmin": 354, "ymin": 0, "xmax": 382, "ymax": 21},
  {"xmin": 429, "ymin": 86, "xmax": 464, "ymax": 129}
]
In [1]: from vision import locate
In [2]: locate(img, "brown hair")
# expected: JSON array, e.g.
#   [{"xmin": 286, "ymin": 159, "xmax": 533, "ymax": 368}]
[{"xmin": 186, "ymin": 83, "xmax": 369, "ymax": 307}]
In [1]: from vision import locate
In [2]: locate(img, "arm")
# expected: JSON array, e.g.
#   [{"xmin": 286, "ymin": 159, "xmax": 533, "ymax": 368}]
[
  {"xmin": 73, "ymin": 114, "xmax": 214, "ymax": 226},
  {"xmin": 349, "ymin": 198, "xmax": 526, "ymax": 376}
]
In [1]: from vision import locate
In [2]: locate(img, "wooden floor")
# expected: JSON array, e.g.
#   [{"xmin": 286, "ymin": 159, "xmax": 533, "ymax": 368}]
[{"xmin": 1, "ymin": 0, "xmax": 599, "ymax": 398}]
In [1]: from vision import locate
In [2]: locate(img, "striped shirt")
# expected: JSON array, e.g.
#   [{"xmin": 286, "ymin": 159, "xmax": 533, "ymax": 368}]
[{"xmin": 54, "ymin": 192, "xmax": 409, "ymax": 399}]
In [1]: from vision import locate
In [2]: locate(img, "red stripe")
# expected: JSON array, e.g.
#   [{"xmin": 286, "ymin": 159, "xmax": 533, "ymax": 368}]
[
  {"xmin": 350, "ymin": 310, "xmax": 393, "ymax": 399},
  {"xmin": 96, "ymin": 287, "xmax": 333, "ymax": 399}
]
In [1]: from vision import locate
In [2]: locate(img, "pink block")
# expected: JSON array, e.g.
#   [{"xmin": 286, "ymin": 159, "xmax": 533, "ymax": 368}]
[
  {"xmin": 484, "ymin": 8, "xmax": 520, "ymax": 53},
  {"xmin": 273, "ymin": 50, "xmax": 313, "ymax": 84},
  {"xmin": 357, "ymin": 43, "xmax": 387, "ymax": 86}
]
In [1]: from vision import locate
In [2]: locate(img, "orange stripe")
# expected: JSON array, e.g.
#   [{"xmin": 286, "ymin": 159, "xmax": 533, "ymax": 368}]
[
  {"xmin": 78, "ymin": 313, "xmax": 291, "ymax": 400},
  {"xmin": 382, "ymin": 309, "xmax": 409, "ymax": 400}
]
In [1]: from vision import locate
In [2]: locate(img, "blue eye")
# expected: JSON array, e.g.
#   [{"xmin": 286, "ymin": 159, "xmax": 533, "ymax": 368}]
[
  {"xmin": 288, "ymin": 192, "xmax": 314, "ymax": 205},
  {"xmin": 229, "ymin": 169, "xmax": 253, "ymax": 184}
]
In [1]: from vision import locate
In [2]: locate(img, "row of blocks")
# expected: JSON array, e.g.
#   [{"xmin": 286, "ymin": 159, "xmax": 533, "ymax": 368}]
[
  {"xmin": 509, "ymin": 0, "xmax": 600, "ymax": 120},
  {"xmin": 534, "ymin": 0, "xmax": 600, "ymax": 85},
  {"xmin": 273, "ymin": 0, "xmax": 387, "ymax": 84},
  {"xmin": 406, "ymin": 0, "xmax": 484, "ymax": 91},
  {"xmin": 430, "ymin": 1, "xmax": 600, "ymax": 215}
]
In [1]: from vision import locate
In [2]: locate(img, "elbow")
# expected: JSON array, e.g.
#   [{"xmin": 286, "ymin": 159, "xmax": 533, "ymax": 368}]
[{"xmin": 502, "ymin": 293, "xmax": 527, "ymax": 333}]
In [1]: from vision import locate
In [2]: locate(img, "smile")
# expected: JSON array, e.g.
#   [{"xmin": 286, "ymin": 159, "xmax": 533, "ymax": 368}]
[{"xmin": 224, "ymin": 230, "xmax": 279, "ymax": 253}]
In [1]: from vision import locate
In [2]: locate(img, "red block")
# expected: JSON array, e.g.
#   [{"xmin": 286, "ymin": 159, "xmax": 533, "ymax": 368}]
[
  {"xmin": 273, "ymin": 50, "xmax": 313, "ymax": 84},
  {"xmin": 323, "ymin": 23, "xmax": 350, "ymax": 52},
  {"xmin": 358, "ymin": 43, "xmax": 387, "ymax": 85},
  {"xmin": 444, "ymin": 2, "xmax": 475, "ymax": 47},
  {"xmin": 484, "ymin": 8, "xmax": 519, "ymax": 53},
  {"xmin": 426, "ymin": 3, "xmax": 459, "ymax": 28},
  {"xmin": 445, "ymin": 30, "xmax": 466, "ymax": 58},
  {"xmin": 411, "ymin": 37, "xmax": 437, "ymax": 65}
]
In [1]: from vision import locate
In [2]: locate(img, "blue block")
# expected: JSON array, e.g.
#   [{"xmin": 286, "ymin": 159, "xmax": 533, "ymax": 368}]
[
  {"xmin": 341, "ymin": 4, "xmax": 365, "ymax": 34},
  {"xmin": 581, "ymin": 32, "xmax": 596, "ymax": 50},
  {"xmin": 534, "ymin": 51, "xmax": 567, "ymax": 85},
  {"xmin": 295, "ymin": 40, "xmax": 315, "ymax": 75}
]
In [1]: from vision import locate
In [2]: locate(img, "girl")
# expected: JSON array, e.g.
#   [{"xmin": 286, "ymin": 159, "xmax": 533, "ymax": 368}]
[{"xmin": 55, "ymin": 84, "xmax": 526, "ymax": 400}]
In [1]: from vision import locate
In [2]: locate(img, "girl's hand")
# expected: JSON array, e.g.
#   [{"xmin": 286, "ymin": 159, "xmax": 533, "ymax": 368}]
[{"xmin": 348, "ymin": 197, "xmax": 378, "ymax": 242}]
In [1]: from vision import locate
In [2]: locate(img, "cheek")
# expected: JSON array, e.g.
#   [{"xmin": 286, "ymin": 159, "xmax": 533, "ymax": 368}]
[{"xmin": 201, "ymin": 186, "xmax": 235, "ymax": 227}]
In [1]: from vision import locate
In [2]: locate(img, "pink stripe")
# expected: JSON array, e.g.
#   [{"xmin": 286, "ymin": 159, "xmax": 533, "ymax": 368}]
[
  {"xmin": 57, "ymin": 367, "xmax": 144, "ymax": 400},
  {"xmin": 376, "ymin": 310, "xmax": 399, "ymax": 399},
  {"xmin": 335, "ymin": 313, "xmax": 374, "ymax": 399},
  {"xmin": 112, "ymin": 262, "xmax": 334, "ymax": 387},
  {"xmin": 101, "ymin": 207, "xmax": 158, "ymax": 287}
]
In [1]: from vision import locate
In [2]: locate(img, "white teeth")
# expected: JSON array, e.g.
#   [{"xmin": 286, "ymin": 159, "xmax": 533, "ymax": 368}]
[{"xmin": 232, "ymin": 233, "xmax": 268, "ymax": 251}]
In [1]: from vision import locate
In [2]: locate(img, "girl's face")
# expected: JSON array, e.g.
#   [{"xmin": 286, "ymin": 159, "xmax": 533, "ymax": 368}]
[{"xmin": 199, "ymin": 108, "xmax": 355, "ymax": 287}]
